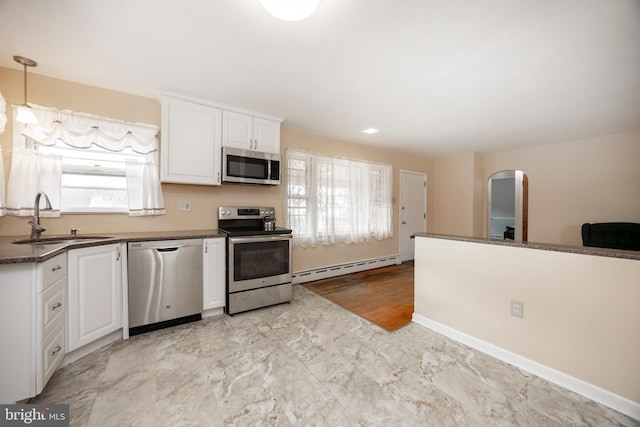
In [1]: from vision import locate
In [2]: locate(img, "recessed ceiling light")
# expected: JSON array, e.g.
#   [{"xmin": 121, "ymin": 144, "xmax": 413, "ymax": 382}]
[{"xmin": 361, "ymin": 128, "xmax": 380, "ymax": 135}]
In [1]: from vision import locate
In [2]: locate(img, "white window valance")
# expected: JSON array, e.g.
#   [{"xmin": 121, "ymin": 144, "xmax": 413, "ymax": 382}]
[{"xmin": 22, "ymin": 104, "xmax": 159, "ymax": 154}]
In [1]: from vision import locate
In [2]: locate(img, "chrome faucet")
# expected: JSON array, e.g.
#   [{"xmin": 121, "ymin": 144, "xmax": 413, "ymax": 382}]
[{"xmin": 28, "ymin": 192, "xmax": 52, "ymax": 239}]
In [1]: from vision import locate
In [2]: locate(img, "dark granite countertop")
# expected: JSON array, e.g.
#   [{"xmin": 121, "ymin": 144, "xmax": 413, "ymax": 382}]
[
  {"xmin": 0, "ymin": 230, "xmax": 226, "ymax": 265},
  {"xmin": 412, "ymin": 232, "xmax": 640, "ymax": 261}
]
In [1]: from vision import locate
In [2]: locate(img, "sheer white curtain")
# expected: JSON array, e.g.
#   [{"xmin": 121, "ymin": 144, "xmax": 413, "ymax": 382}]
[
  {"xmin": 286, "ymin": 149, "xmax": 393, "ymax": 247},
  {"xmin": 0, "ymin": 146, "xmax": 6, "ymax": 216},
  {"xmin": 0, "ymin": 94, "xmax": 5, "ymax": 215},
  {"xmin": 6, "ymin": 148, "xmax": 62, "ymax": 216},
  {"xmin": 0, "ymin": 93, "xmax": 7, "ymax": 134},
  {"xmin": 7, "ymin": 104, "xmax": 164, "ymax": 216},
  {"xmin": 126, "ymin": 161, "xmax": 166, "ymax": 216}
]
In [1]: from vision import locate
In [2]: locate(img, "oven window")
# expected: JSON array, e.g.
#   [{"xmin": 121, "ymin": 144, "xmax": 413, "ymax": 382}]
[
  {"xmin": 227, "ymin": 155, "xmax": 269, "ymax": 180},
  {"xmin": 233, "ymin": 240, "xmax": 290, "ymax": 281}
]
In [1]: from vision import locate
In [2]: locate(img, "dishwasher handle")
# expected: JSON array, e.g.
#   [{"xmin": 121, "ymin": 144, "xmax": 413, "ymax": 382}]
[{"xmin": 156, "ymin": 247, "xmax": 180, "ymax": 253}]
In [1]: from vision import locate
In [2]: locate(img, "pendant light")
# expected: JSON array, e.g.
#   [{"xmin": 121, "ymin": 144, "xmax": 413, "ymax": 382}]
[
  {"xmin": 260, "ymin": 0, "xmax": 320, "ymax": 21},
  {"xmin": 13, "ymin": 55, "xmax": 38, "ymax": 124}
]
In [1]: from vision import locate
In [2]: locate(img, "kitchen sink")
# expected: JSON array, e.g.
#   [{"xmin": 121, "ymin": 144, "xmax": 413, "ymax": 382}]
[{"xmin": 12, "ymin": 236, "xmax": 113, "ymax": 245}]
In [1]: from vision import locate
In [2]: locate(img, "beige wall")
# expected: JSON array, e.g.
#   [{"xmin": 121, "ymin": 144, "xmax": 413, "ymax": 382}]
[
  {"xmin": 2, "ymin": 64, "xmax": 637, "ymax": 262},
  {"xmin": 481, "ymin": 132, "xmax": 640, "ymax": 246},
  {"xmin": 431, "ymin": 152, "xmax": 476, "ymax": 237},
  {"xmin": 414, "ymin": 236, "xmax": 640, "ymax": 405},
  {"xmin": 429, "ymin": 132, "xmax": 640, "ymax": 246},
  {"xmin": 0, "ymin": 66, "xmax": 432, "ymax": 272}
]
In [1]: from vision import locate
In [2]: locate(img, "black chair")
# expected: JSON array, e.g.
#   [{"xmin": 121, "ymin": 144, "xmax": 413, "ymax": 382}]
[
  {"xmin": 503, "ymin": 226, "xmax": 514, "ymax": 240},
  {"xmin": 581, "ymin": 222, "xmax": 640, "ymax": 251}
]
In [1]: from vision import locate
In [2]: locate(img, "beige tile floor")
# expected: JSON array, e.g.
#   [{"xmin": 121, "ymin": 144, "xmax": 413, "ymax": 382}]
[{"xmin": 31, "ymin": 285, "xmax": 636, "ymax": 426}]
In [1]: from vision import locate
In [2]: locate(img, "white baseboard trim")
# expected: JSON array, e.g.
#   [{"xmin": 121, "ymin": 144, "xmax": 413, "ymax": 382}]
[
  {"xmin": 292, "ymin": 254, "xmax": 401, "ymax": 284},
  {"xmin": 412, "ymin": 313, "xmax": 640, "ymax": 421}
]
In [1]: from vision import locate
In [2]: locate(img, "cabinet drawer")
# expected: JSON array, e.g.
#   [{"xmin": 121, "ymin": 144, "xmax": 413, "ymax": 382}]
[
  {"xmin": 40, "ymin": 253, "xmax": 67, "ymax": 291},
  {"xmin": 40, "ymin": 323, "xmax": 64, "ymax": 389},
  {"xmin": 40, "ymin": 278, "xmax": 66, "ymax": 338}
]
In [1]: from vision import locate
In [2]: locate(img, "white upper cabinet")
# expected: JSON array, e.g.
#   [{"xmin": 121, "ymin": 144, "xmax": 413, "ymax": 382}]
[
  {"xmin": 160, "ymin": 91, "xmax": 284, "ymax": 185},
  {"xmin": 160, "ymin": 93, "xmax": 223, "ymax": 185},
  {"xmin": 222, "ymin": 111, "xmax": 281, "ymax": 154}
]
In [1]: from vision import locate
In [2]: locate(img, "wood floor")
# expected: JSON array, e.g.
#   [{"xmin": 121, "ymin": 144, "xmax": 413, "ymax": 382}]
[{"xmin": 302, "ymin": 263, "xmax": 414, "ymax": 331}]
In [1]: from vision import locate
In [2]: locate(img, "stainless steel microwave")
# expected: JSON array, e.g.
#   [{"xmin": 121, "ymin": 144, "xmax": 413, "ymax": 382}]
[{"xmin": 222, "ymin": 146, "xmax": 281, "ymax": 185}]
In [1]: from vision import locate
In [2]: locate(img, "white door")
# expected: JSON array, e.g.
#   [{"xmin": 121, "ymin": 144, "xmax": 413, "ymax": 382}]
[{"xmin": 400, "ymin": 170, "xmax": 427, "ymax": 262}]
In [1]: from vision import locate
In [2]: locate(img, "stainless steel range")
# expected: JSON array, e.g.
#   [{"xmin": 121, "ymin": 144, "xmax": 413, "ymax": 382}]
[{"xmin": 218, "ymin": 206, "xmax": 292, "ymax": 315}]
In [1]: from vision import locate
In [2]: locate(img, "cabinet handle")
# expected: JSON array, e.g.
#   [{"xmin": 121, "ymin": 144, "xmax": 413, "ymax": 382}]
[
  {"xmin": 115, "ymin": 246, "xmax": 121, "ymax": 261},
  {"xmin": 52, "ymin": 265, "xmax": 62, "ymax": 272},
  {"xmin": 51, "ymin": 345, "xmax": 62, "ymax": 356},
  {"xmin": 51, "ymin": 302, "xmax": 62, "ymax": 311}
]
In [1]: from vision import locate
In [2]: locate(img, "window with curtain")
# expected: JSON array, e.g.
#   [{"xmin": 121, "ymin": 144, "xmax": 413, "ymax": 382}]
[
  {"xmin": 286, "ymin": 148, "xmax": 393, "ymax": 247},
  {"xmin": 6, "ymin": 104, "xmax": 164, "ymax": 216}
]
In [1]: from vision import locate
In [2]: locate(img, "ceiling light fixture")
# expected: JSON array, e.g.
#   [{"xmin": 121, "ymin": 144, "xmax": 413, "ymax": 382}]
[
  {"xmin": 259, "ymin": 0, "xmax": 320, "ymax": 21},
  {"xmin": 13, "ymin": 55, "xmax": 38, "ymax": 124},
  {"xmin": 361, "ymin": 128, "xmax": 380, "ymax": 135}
]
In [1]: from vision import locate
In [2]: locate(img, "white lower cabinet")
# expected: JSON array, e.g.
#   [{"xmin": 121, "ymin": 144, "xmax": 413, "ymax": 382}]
[
  {"xmin": 203, "ymin": 238, "xmax": 225, "ymax": 313},
  {"xmin": 0, "ymin": 252, "xmax": 67, "ymax": 403},
  {"xmin": 67, "ymin": 244, "xmax": 123, "ymax": 352}
]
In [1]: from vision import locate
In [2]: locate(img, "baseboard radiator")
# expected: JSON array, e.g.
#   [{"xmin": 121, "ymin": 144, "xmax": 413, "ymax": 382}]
[{"xmin": 292, "ymin": 254, "xmax": 401, "ymax": 285}]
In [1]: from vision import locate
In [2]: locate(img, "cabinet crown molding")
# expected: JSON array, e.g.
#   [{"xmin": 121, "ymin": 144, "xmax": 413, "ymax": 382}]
[{"xmin": 157, "ymin": 90, "xmax": 284, "ymax": 124}]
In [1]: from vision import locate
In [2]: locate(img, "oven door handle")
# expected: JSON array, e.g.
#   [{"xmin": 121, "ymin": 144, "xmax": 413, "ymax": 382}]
[{"xmin": 229, "ymin": 234, "xmax": 292, "ymax": 244}]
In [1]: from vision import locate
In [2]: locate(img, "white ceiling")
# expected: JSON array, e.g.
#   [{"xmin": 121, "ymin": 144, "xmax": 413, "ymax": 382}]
[{"xmin": 1, "ymin": 0, "xmax": 639, "ymax": 157}]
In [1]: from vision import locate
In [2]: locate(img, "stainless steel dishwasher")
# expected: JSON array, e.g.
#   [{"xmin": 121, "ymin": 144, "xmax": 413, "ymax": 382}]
[{"xmin": 127, "ymin": 239, "xmax": 203, "ymax": 335}]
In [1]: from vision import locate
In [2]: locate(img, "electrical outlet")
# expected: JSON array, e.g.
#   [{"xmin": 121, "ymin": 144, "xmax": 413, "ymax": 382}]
[
  {"xmin": 179, "ymin": 201, "xmax": 192, "ymax": 212},
  {"xmin": 511, "ymin": 299, "xmax": 524, "ymax": 318},
  {"xmin": 347, "ymin": 252, "xmax": 352, "ymax": 260}
]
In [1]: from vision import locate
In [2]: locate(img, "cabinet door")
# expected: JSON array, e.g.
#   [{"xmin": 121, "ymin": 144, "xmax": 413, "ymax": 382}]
[
  {"xmin": 67, "ymin": 244, "xmax": 122, "ymax": 352},
  {"xmin": 202, "ymin": 238, "xmax": 225, "ymax": 310},
  {"xmin": 161, "ymin": 96, "xmax": 222, "ymax": 185},
  {"xmin": 222, "ymin": 111, "xmax": 253, "ymax": 150},
  {"xmin": 253, "ymin": 118, "xmax": 280, "ymax": 153}
]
